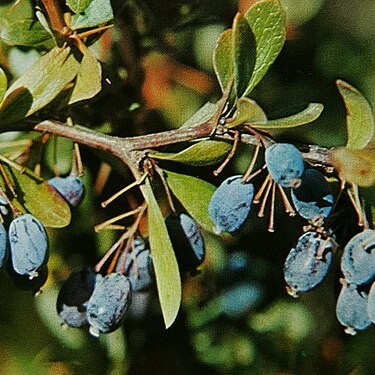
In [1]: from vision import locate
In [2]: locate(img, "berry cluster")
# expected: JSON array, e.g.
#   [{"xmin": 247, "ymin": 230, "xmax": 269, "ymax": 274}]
[
  {"xmin": 337, "ymin": 229, "xmax": 375, "ymax": 335},
  {"xmin": 57, "ymin": 238, "xmax": 154, "ymax": 336},
  {"xmin": 206, "ymin": 140, "xmax": 375, "ymax": 335},
  {"xmin": 208, "ymin": 142, "xmax": 334, "ymax": 234},
  {"xmin": 57, "ymin": 212, "xmax": 205, "ymax": 336},
  {"xmin": 0, "ymin": 174, "xmax": 85, "ymax": 293}
]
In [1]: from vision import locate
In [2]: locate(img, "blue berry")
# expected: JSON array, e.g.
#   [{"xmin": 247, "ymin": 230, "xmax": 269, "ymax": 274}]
[
  {"xmin": 165, "ymin": 213, "xmax": 205, "ymax": 272},
  {"xmin": 291, "ymin": 169, "xmax": 333, "ymax": 222},
  {"xmin": 208, "ymin": 175, "xmax": 254, "ymax": 233},
  {"xmin": 0, "ymin": 195, "xmax": 8, "ymax": 216},
  {"xmin": 9, "ymin": 213, "xmax": 48, "ymax": 279},
  {"xmin": 284, "ymin": 231, "xmax": 332, "ymax": 296},
  {"xmin": 265, "ymin": 143, "xmax": 304, "ymax": 187},
  {"xmin": 366, "ymin": 281, "xmax": 375, "ymax": 324},
  {"xmin": 0, "ymin": 222, "xmax": 7, "ymax": 268},
  {"xmin": 341, "ymin": 229, "xmax": 375, "ymax": 286},
  {"xmin": 87, "ymin": 273, "xmax": 132, "ymax": 336},
  {"xmin": 124, "ymin": 237, "xmax": 154, "ymax": 291},
  {"xmin": 56, "ymin": 268, "xmax": 96, "ymax": 328},
  {"xmin": 218, "ymin": 282, "xmax": 264, "ymax": 318},
  {"xmin": 48, "ymin": 176, "xmax": 84, "ymax": 207},
  {"xmin": 336, "ymin": 282, "xmax": 372, "ymax": 335}
]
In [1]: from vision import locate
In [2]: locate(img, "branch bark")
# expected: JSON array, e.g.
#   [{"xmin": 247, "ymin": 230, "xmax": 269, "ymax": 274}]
[
  {"xmin": 40, "ymin": 0, "xmax": 68, "ymax": 35},
  {"xmin": 33, "ymin": 118, "xmax": 333, "ymax": 179}
]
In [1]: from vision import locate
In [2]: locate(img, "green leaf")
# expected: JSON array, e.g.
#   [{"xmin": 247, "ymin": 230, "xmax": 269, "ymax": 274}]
[
  {"xmin": 164, "ymin": 170, "xmax": 216, "ymax": 232},
  {"xmin": 331, "ymin": 147, "xmax": 375, "ymax": 187},
  {"xmin": 0, "ymin": 46, "xmax": 80, "ymax": 126},
  {"xmin": 0, "ymin": 67, "xmax": 7, "ymax": 103},
  {"xmin": 213, "ymin": 29, "xmax": 233, "ymax": 92},
  {"xmin": 1, "ymin": 19, "xmax": 52, "ymax": 47},
  {"xmin": 5, "ymin": 165, "xmax": 71, "ymax": 227},
  {"xmin": 0, "ymin": 0, "xmax": 33, "ymax": 23},
  {"xmin": 258, "ymin": 103, "xmax": 324, "ymax": 129},
  {"xmin": 244, "ymin": 0, "xmax": 287, "ymax": 96},
  {"xmin": 35, "ymin": 283, "xmax": 87, "ymax": 349},
  {"xmin": 232, "ymin": 13, "xmax": 256, "ymax": 97},
  {"xmin": 336, "ymin": 79, "xmax": 375, "ymax": 149},
  {"xmin": 227, "ymin": 97, "xmax": 267, "ymax": 127},
  {"xmin": 141, "ymin": 179, "xmax": 181, "ymax": 329},
  {"xmin": 149, "ymin": 140, "xmax": 232, "ymax": 166},
  {"xmin": 70, "ymin": 0, "xmax": 113, "ymax": 30},
  {"xmin": 180, "ymin": 102, "xmax": 216, "ymax": 128},
  {"xmin": 69, "ymin": 45, "xmax": 102, "ymax": 105},
  {"xmin": 66, "ymin": 0, "xmax": 92, "ymax": 13}
]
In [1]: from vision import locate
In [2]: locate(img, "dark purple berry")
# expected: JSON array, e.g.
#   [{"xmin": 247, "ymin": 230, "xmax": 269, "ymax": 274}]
[{"xmin": 56, "ymin": 267, "xmax": 96, "ymax": 328}]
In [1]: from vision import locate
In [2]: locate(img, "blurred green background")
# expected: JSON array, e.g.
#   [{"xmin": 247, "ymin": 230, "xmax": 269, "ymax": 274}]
[{"xmin": 1, "ymin": 0, "xmax": 375, "ymax": 374}]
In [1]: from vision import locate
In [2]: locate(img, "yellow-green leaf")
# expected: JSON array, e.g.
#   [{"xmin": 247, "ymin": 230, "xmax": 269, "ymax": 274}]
[
  {"xmin": 336, "ymin": 79, "xmax": 374, "ymax": 149},
  {"xmin": 227, "ymin": 97, "xmax": 267, "ymax": 128},
  {"xmin": 244, "ymin": 0, "xmax": 286, "ymax": 96},
  {"xmin": 67, "ymin": 0, "xmax": 91, "ymax": 13},
  {"xmin": 331, "ymin": 147, "xmax": 375, "ymax": 187},
  {"xmin": 141, "ymin": 179, "xmax": 181, "ymax": 329},
  {"xmin": 257, "ymin": 103, "xmax": 324, "ymax": 129},
  {"xmin": 232, "ymin": 13, "xmax": 256, "ymax": 97},
  {"xmin": 213, "ymin": 29, "xmax": 233, "ymax": 92},
  {"xmin": 1, "ymin": 19, "xmax": 52, "ymax": 47},
  {"xmin": 0, "ymin": 67, "xmax": 7, "ymax": 103},
  {"xmin": 0, "ymin": 46, "xmax": 80, "ymax": 126},
  {"xmin": 164, "ymin": 170, "xmax": 216, "ymax": 232},
  {"xmin": 149, "ymin": 140, "xmax": 232, "ymax": 166},
  {"xmin": 5, "ymin": 165, "xmax": 71, "ymax": 227},
  {"xmin": 69, "ymin": 45, "xmax": 102, "ymax": 105}
]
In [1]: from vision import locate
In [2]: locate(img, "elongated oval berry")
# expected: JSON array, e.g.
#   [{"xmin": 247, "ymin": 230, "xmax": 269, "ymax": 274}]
[
  {"xmin": 123, "ymin": 237, "xmax": 154, "ymax": 291},
  {"xmin": 284, "ymin": 231, "xmax": 332, "ymax": 297},
  {"xmin": 208, "ymin": 175, "xmax": 254, "ymax": 233},
  {"xmin": 48, "ymin": 176, "xmax": 84, "ymax": 207},
  {"xmin": 341, "ymin": 229, "xmax": 375, "ymax": 286},
  {"xmin": 0, "ymin": 222, "xmax": 7, "ymax": 268},
  {"xmin": 56, "ymin": 268, "xmax": 96, "ymax": 328},
  {"xmin": 265, "ymin": 143, "xmax": 304, "ymax": 187},
  {"xmin": 291, "ymin": 169, "xmax": 333, "ymax": 222},
  {"xmin": 86, "ymin": 273, "xmax": 132, "ymax": 336},
  {"xmin": 165, "ymin": 213, "xmax": 205, "ymax": 272},
  {"xmin": 336, "ymin": 282, "xmax": 372, "ymax": 335},
  {"xmin": 366, "ymin": 281, "xmax": 375, "ymax": 324},
  {"xmin": 9, "ymin": 213, "xmax": 48, "ymax": 279}
]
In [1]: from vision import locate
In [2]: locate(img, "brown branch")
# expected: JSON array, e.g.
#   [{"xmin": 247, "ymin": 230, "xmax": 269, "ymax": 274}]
[
  {"xmin": 33, "ymin": 118, "xmax": 333, "ymax": 180},
  {"xmin": 33, "ymin": 119, "xmax": 216, "ymax": 179},
  {"xmin": 40, "ymin": 0, "xmax": 68, "ymax": 35}
]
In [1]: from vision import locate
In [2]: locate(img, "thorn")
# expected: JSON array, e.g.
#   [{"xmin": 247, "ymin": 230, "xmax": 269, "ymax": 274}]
[
  {"xmin": 213, "ymin": 131, "xmax": 240, "ymax": 176},
  {"xmin": 258, "ymin": 178, "xmax": 272, "ymax": 217},
  {"xmin": 254, "ymin": 173, "xmax": 271, "ymax": 204},
  {"xmin": 277, "ymin": 184, "xmax": 296, "ymax": 216},
  {"xmin": 101, "ymin": 173, "xmax": 147, "ymax": 208},
  {"xmin": 268, "ymin": 181, "xmax": 276, "ymax": 232},
  {"xmin": 94, "ymin": 207, "xmax": 142, "ymax": 232},
  {"xmin": 242, "ymin": 143, "xmax": 261, "ymax": 183}
]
